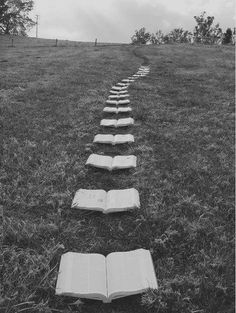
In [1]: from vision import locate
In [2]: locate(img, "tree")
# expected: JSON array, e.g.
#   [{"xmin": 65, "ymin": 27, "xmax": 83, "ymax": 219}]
[
  {"xmin": 150, "ymin": 30, "xmax": 164, "ymax": 44},
  {"xmin": 131, "ymin": 27, "xmax": 151, "ymax": 44},
  {"xmin": 223, "ymin": 28, "xmax": 233, "ymax": 44},
  {"xmin": 168, "ymin": 28, "xmax": 192, "ymax": 43},
  {"xmin": 193, "ymin": 11, "xmax": 215, "ymax": 43},
  {"xmin": 0, "ymin": 0, "xmax": 35, "ymax": 36}
]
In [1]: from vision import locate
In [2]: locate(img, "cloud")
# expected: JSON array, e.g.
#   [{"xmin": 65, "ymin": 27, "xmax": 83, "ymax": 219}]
[{"xmin": 29, "ymin": 0, "xmax": 235, "ymax": 42}]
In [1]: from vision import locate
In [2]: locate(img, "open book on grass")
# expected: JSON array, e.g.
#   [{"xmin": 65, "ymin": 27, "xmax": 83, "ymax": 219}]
[
  {"xmin": 108, "ymin": 94, "xmax": 129, "ymax": 100},
  {"xmin": 55, "ymin": 249, "xmax": 158, "ymax": 303},
  {"xmin": 71, "ymin": 188, "xmax": 140, "ymax": 213},
  {"xmin": 109, "ymin": 89, "xmax": 128, "ymax": 95},
  {"xmin": 111, "ymin": 86, "xmax": 128, "ymax": 91},
  {"xmin": 93, "ymin": 134, "xmax": 134, "ymax": 145},
  {"xmin": 100, "ymin": 118, "xmax": 134, "ymax": 128},
  {"xmin": 86, "ymin": 154, "xmax": 137, "ymax": 171},
  {"xmin": 106, "ymin": 99, "xmax": 130, "ymax": 106},
  {"xmin": 103, "ymin": 107, "xmax": 132, "ymax": 114}
]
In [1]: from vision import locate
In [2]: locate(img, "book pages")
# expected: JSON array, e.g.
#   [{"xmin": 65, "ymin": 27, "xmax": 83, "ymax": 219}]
[
  {"xmin": 93, "ymin": 134, "xmax": 114, "ymax": 144},
  {"xmin": 93, "ymin": 134, "xmax": 134, "ymax": 145},
  {"xmin": 106, "ymin": 100, "xmax": 118, "ymax": 105},
  {"xmin": 86, "ymin": 154, "xmax": 113, "ymax": 170},
  {"xmin": 106, "ymin": 249, "xmax": 157, "ymax": 301},
  {"xmin": 112, "ymin": 155, "xmax": 137, "ymax": 170},
  {"xmin": 108, "ymin": 94, "xmax": 130, "ymax": 100},
  {"xmin": 100, "ymin": 119, "xmax": 117, "ymax": 127},
  {"xmin": 106, "ymin": 188, "xmax": 140, "ymax": 213},
  {"xmin": 114, "ymin": 134, "xmax": 134, "ymax": 144},
  {"xmin": 71, "ymin": 189, "xmax": 107, "ymax": 211},
  {"xmin": 118, "ymin": 99, "xmax": 130, "ymax": 105},
  {"xmin": 116, "ymin": 118, "xmax": 134, "ymax": 127},
  {"xmin": 56, "ymin": 252, "xmax": 107, "ymax": 301},
  {"xmin": 103, "ymin": 107, "xmax": 132, "ymax": 114}
]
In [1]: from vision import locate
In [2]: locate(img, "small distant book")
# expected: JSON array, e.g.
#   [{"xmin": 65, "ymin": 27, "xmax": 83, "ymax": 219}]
[
  {"xmin": 93, "ymin": 134, "xmax": 134, "ymax": 145},
  {"xmin": 108, "ymin": 94, "xmax": 129, "ymax": 100},
  {"xmin": 71, "ymin": 188, "xmax": 140, "ymax": 213},
  {"xmin": 103, "ymin": 107, "xmax": 132, "ymax": 114},
  {"xmin": 106, "ymin": 99, "xmax": 130, "ymax": 106},
  {"xmin": 55, "ymin": 249, "xmax": 158, "ymax": 303},
  {"xmin": 112, "ymin": 86, "xmax": 128, "ymax": 91},
  {"xmin": 109, "ymin": 89, "xmax": 128, "ymax": 95},
  {"xmin": 117, "ymin": 82, "xmax": 129, "ymax": 87},
  {"xmin": 122, "ymin": 79, "xmax": 134, "ymax": 83},
  {"xmin": 100, "ymin": 118, "xmax": 134, "ymax": 128},
  {"xmin": 86, "ymin": 154, "xmax": 137, "ymax": 171}
]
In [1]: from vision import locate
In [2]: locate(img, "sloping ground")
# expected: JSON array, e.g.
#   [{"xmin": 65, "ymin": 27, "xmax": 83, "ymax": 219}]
[
  {"xmin": 1, "ymin": 43, "xmax": 235, "ymax": 313},
  {"xmin": 0, "ymin": 34, "xmax": 92, "ymax": 49}
]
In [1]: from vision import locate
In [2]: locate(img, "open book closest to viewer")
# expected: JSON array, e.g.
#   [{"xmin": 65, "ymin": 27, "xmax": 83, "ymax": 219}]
[{"xmin": 55, "ymin": 249, "xmax": 158, "ymax": 303}]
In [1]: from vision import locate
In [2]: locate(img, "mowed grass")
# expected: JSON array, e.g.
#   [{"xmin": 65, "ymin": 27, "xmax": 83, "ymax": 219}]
[{"xmin": 0, "ymin": 42, "xmax": 234, "ymax": 313}]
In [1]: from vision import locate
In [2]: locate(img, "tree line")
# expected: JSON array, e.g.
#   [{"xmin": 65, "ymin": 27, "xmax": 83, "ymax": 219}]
[{"xmin": 131, "ymin": 12, "xmax": 235, "ymax": 45}]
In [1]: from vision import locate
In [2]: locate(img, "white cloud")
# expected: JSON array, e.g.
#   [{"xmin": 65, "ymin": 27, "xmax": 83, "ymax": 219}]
[{"xmin": 29, "ymin": 0, "xmax": 235, "ymax": 42}]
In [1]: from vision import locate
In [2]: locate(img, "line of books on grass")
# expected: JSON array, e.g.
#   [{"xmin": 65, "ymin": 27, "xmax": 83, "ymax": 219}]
[{"xmin": 55, "ymin": 66, "xmax": 156, "ymax": 304}]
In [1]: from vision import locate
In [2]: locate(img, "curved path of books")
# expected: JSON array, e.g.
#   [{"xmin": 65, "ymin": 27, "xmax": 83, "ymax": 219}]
[{"xmin": 55, "ymin": 65, "xmax": 158, "ymax": 303}]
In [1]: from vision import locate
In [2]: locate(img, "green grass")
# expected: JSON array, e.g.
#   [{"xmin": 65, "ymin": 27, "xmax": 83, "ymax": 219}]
[{"xmin": 1, "ymin": 40, "xmax": 235, "ymax": 313}]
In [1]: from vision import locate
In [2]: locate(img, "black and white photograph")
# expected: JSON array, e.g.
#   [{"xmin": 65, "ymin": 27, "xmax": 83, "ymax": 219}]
[{"xmin": 0, "ymin": 0, "xmax": 235, "ymax": 312}]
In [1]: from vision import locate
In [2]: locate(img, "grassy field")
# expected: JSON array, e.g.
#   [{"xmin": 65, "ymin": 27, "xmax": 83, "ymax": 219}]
[{"xmin": 0, "ymin": 40, "xmax": 235, "ymax": 313}]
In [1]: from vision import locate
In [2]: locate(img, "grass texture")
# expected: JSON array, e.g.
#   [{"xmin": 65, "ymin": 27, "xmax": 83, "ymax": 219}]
[{"xmin": 0, "ymin": 41, "xmax": 235, "ymax": 313}]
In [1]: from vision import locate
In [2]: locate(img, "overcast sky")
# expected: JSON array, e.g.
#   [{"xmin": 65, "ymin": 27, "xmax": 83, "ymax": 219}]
[{"xmin": 29, "ymin": 0, "xmax": 235, "ymax": 42}]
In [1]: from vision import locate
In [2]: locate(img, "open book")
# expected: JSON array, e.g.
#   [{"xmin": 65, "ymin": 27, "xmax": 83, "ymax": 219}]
[
  {"xmin": 103, "ymin": 107, "xmax": 132, "ymax": 114},
  {"xmin": 106, "ymin": 99, "xmax": 130, "ymax": 105},
  {"xmin": 86, "ymin": 154, "xmax": 137, "ymax": 171},
  {"xmin": 93, "ymin": 134, "xmax": 134, "ymax": 145},
  {"xmin": 109, "ymin": 89, "xmax": 128, "ymax": 95},
  {"xmin": 117, "ymin": 82, "xmax": 129, "ymax": 87},
  {"xmin": 100, "ymin": 118, "xmax": 134, "ymax": 128},
  {"xmin": 111, "ymin": 86, "xmax": 128, "ymax": 91},
  {"xmin": 71, "ymin": 188, "xmax": 140, "ymax": 213},
  {"xmin": 55, "ymin": 249, "xmax": 158, "ymax": 303},
  {"xmin": 108, "ymin": 94, "xmax": 130, "ymax": 100}
]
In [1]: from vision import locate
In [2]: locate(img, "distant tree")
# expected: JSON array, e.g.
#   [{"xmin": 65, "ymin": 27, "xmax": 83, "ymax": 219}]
[
  {"xmin": 131, "ymin": 27, "xmax": 151, "ymax": 44},
  {"xmin": 193, "ymin": 11, "xmax": 215, "ymax": 43},
  {"xmin": 223, "ymin": 28, "xmax": 233, "ymax": 44},
  {"xmin": 150, "ymin": 29, "xmax": 164, "ymax": 44},
  {"xmin": 168, "ymin": 28, "xmax": 192, "ymax": 43},
  {"xmin": 0, "ymin": 0, "xmax": 35, "ymax": 36}
]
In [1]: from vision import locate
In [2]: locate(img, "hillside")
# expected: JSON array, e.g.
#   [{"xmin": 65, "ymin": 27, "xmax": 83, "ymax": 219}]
[{"xmin": 1, "ymin": 42, "xmax": 235, "ymax": 313}]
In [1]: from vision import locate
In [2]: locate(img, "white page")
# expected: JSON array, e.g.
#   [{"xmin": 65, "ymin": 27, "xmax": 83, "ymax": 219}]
[
  {"xmin": 118, "ymin": 99, "xmax": 130, "ymax": 105},
  {"xmin": 106, "ymin": 100, "xmax": 118, "ymax": 105},
  {"xmin": 86, "ymin": 154, "xmax": 113, "ymax": 170},
  {"xmin": 100, "ymin": 119, "xmax": 117, "ymax": 127},
  {"xmin": 106, "ymin": 188, "xmax": 140, "ymax": 213},
  {"xmin": 117, "ymin": 107, "xmax": 132, "ymax": 113},
  {"xmin": 56, "ymin": 252, "xmax": 107, "ymax": 301},
  {"xmin": 106, "ymin": 249, "xmax": 157, "ymax": 301},
  {"xmin": 112, "ymin": 155, "xmax": 136, "ymax": 170},
  {"xmin": 114, "ymin": 134, "xmax": 134, "ymax": 144},
  {"xmin": 117, "ymin": 118, "xmax": 134, "ymax": 127},
  {"xmin": 103, "ymin": 107, "xmax": 118, "ymax": 113},
  {"xmin": 71, "ymin": 189, "xmax": 107, "ymax": 212},
  {"xmin": 93, "ymin": 134, "xmax": 114, "ymax": 144}
]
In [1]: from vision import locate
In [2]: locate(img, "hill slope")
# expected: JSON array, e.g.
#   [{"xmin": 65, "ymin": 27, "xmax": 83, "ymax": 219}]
[{"xmin": 1, "ymin": 43, "xmax": 235, "ymax": 313}]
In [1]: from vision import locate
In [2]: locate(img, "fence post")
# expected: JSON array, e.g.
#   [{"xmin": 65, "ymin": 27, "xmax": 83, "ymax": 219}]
[
  {"xmin": 11, "ymin": 38, "xmax": 14, "ymax": 47},
  {"xmin": 95, "ymin": 38, "xmax": 97, "ymax": 46},
  {"xmin": 55, "ymin": 38, "xmax": 58, "ymax": 47}
]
